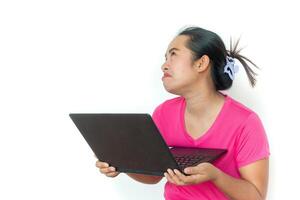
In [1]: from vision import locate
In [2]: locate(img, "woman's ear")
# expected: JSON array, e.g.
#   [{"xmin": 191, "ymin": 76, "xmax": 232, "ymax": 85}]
[{"xmin": 194, "ymin": 55, "xmax": 211, "ymax": 72}]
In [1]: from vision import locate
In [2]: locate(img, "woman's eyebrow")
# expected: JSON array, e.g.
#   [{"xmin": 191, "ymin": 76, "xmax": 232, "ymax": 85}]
[{"xmin": 164, "ymin": 47, "xmax": 180, "ymax": 58}]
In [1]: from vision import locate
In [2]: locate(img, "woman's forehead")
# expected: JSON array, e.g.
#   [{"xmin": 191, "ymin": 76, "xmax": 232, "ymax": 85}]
[{"xmin": 166, "ymin": 35, "xmax": 190, "ymax": 53}]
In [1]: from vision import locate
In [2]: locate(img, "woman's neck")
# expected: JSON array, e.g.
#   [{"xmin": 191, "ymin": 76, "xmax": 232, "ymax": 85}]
[{"xmin": 183, "ymin": 90, "xmax": 225, "ymax": 118}]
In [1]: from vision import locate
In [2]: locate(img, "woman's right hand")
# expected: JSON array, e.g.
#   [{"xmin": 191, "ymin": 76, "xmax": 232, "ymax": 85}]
[{"xmin": 95, "ymin": 160, "xmax": 120, "ymax": 178}]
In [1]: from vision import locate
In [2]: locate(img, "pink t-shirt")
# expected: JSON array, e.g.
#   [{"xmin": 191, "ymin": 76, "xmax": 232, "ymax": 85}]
[{"xmin": 151, "ymin": 93, "xmax": 270, "ymax": 200}]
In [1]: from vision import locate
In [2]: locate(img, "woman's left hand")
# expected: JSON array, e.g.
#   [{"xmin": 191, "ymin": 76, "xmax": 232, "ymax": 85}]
[{"xmin": 164, "ymin": 162, "xmax": 221, "ymax": 186}]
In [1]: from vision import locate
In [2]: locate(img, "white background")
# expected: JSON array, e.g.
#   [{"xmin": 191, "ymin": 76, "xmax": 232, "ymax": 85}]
[{"xmin": 0, "ymin": 0, "xmax": 299, "ymax": 199}]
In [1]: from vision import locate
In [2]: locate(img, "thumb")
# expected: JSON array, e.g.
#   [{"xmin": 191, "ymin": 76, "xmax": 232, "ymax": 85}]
[{"xmin": 184, "ymin": 166, "xmax": 200, "ymax": 175}]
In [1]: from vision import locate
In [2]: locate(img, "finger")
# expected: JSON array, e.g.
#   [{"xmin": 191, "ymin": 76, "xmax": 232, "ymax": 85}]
[
  {"xmin": 109, "ymin": 166, "xmax": 116, "ymax": 172},
  {"xmin": 164, "ymin": 172, "xmax": 175, "ymax": 184},
  {"xmin": 168, "ymin": 169, "xmax": 184, "ymax": 185},
  {"xmin": 186, "ymin": 163, "xmax": 210, "ymax": 175},
  {"xmin": 174, "ymin": 169, "xmax": 194, "ymax": 184},
  {"xmin": 174, "ymin": 169, "xmax": 188, "ymax": 182},
  {"xmin": 167, "ymin": 169, "xmax": 175, "ymax": 177},
  {"xmin": 96, "ymin": 161, "xmax": 109, "ymax": 168},
  {"xmin": 106, "ymin": 171, "xmax": 119, "ymax": 177},
  {"xmin": 99, "ymin": 166, "xmax": 115, "ymax": 174},
  {"xmin": 164, "ymin": 170, "xmax": 175, "ymax": 184},
  {"xmin": 99, "ymin": 167, "xmax": 110, "ymax": 174}
]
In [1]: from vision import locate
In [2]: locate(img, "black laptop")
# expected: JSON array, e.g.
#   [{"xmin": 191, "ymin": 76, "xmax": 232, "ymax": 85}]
[{"xmin": 69, "ymin": 113, "xmax": 227, "ymax": 176}]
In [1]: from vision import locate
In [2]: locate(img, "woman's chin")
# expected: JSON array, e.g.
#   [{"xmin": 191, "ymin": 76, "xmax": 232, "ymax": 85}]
[{"xmin": 163, "ymin": 84, "xmax": 179, "ymax": 95}]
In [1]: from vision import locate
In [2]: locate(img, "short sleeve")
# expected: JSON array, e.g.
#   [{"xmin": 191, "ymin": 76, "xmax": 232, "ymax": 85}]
[{"xmin": 235, "ymin": 113, "xmax": 270, "ymax": 168}]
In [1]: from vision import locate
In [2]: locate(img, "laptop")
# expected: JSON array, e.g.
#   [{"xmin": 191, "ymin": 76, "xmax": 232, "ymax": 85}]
[{"xmin": 69, "ymin": 113, "xmax": 227, "ymax": 176}]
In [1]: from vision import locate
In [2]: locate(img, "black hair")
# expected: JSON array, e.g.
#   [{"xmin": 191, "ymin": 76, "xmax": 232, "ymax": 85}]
[{"xmin": 177, "ymin": 26, "xmax": 259, "ymax": 90}]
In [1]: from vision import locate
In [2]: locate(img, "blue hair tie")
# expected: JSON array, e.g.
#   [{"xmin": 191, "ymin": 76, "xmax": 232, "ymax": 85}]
[{"xmin": 224, "ymin": 56, "xmax": 239, "ymax": 80}]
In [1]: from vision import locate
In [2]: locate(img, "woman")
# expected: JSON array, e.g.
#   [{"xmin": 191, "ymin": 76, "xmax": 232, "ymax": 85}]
[{"xmin": 96, "ymin": 26, "xmax": 270, "ymax": 200}]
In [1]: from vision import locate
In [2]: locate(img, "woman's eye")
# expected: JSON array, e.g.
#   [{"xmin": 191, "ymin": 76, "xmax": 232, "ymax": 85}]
[{"xmin": 165, "ymin": 52, "xmax": 175, "ymax": 60}]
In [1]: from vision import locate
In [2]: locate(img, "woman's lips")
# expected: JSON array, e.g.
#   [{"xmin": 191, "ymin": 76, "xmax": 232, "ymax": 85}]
[{"xmin": 162, "ymin": 73, "xmax": 172, "ymax": 79}]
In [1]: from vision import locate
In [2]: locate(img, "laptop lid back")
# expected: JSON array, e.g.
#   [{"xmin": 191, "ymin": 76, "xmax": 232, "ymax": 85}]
[{"xmin": 69, "ymin": 113, "xmax": 178, "ymax": 176}]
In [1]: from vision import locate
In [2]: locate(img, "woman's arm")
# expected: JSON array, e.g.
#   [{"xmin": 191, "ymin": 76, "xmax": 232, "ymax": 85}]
[
  {"xmin": 126, "ymin": 173, "xmax": 163, "ymax": 184},
  {"xmin": 164, "ymin": 158, "xmax": 269, "ymax": 200},
  {"xmin": 212, "ymin": 158, "xmax": 269, "ymax": 200}
]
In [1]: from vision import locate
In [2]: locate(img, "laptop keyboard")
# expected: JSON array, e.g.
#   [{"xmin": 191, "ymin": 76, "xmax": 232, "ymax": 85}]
[{"xmin": 174, "ymin": 155, "xmax": 205, "ymax": 168}]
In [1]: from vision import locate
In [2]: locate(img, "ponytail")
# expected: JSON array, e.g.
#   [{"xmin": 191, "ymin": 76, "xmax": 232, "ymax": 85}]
[{"xmin": 227, "ymin": 37, "xmax": 259, "ymax": 87}]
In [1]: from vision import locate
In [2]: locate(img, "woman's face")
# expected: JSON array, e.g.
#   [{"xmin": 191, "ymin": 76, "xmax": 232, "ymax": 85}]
[{"xmin": 161, "ymin": 35, "xmax": 199, "ymax": 95}]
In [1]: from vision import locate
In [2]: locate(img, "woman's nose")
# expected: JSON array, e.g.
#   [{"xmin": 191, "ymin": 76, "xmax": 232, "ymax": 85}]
[{"xmin": 161, "ymin": 61, "xmax": 169, "ymax": 72}]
